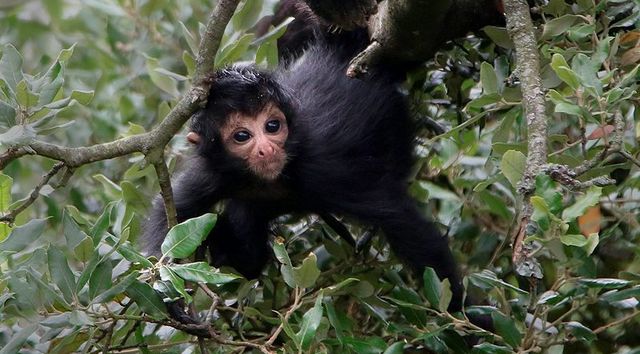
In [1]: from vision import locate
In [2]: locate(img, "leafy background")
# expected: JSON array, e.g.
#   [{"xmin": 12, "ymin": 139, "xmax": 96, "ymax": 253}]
[{"xmin": 1, "ymin": 0, "xmax": 640, "ymax": 353}]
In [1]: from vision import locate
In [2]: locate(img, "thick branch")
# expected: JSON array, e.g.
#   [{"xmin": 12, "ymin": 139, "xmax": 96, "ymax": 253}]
[
  {"xmin": 193, "ymin": 0, "xmax": 240, "ymax": 82},
  {"xmin": 347, "ymin": 0, "xmax": 504, "ymax": 76},
  {"xmin": 5, "ymin": 0, "xmax": 241, "ymax": 169},
  {"xmin": 503, "ymin": 0, "xmax": 548, "ymax": 266},
  {"xmin": 507, "ymin": 2, "xmax": 548, "ymax": 194}
]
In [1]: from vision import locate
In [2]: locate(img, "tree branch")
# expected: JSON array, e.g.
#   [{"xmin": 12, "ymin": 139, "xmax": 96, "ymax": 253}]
[
  {"xmin": 503, "ymin": 0, "xmax": 548, "ymax": 267},
  {"xmin": 149, "ymin": 149, "xmax": 177, "ymax": 228},
  {"xmin": 0, "ymin": 162, "xmax": 66, "ymax": 223},
  {"xmin": 0, "ymin": 0, "xmax": 242, "ymax": 226}
]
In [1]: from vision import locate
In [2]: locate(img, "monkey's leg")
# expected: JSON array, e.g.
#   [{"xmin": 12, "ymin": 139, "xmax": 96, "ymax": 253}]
[
  {"xmin": 206, "ymin": 200, "xmax": 272, "ymax": 279},
  {"xmin": 348, "ymin": 195, "xmax": 464, "ymax": 312}
]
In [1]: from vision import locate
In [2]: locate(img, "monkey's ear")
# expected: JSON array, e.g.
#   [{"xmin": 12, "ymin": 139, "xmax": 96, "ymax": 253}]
[{"xmin": 186, "ymin": 132, "xmax": 201, "ymax": 144}]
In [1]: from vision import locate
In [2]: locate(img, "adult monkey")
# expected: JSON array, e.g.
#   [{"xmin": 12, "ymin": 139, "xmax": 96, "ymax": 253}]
[{"xmin": 143, "ymin": 42, "xmax": 464, "ymax": 312}]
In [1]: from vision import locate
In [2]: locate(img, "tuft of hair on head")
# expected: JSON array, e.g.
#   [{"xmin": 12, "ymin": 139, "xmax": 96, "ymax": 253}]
[{"xmin": 202, "ymin": 65, "xmax": 297, "ymax": 125}]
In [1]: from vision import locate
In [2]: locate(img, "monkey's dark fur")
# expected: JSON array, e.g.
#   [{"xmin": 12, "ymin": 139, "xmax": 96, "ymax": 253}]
[{"xmin": 144, "ymin": 43, "xmax": 464, "ymax": 311}]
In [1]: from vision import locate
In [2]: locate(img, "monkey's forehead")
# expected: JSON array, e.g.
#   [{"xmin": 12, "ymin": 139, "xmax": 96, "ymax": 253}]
[{"xmin": 225, "ymin": 104, "xmax": 284, "ymax": 123}]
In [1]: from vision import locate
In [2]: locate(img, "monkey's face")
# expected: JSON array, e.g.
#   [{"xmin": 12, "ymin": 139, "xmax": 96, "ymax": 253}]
[{"xmin": 219, "ymin": 104, "xmax": 289, "ymax": 181}]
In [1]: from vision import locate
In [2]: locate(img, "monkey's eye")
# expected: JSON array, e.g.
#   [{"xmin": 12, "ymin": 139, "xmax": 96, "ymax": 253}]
[
  {"xmin": 265, "ymin": 119, "xmax": 281, "ymax": 133},
  {"xmin": 233, "ymin": 130, "xmax": 251, "ymax": 143}
]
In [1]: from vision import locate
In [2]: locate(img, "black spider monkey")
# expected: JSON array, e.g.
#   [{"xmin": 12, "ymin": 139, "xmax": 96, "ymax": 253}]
[{"xmin": 144, "ymin": 29, "xmax": 464, "ymax": 317}]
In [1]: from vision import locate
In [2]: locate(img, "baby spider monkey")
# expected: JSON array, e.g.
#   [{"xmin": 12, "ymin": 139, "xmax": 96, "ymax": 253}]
[{"xmin": 144, "ymin": 43, "xmax": 464, "ymax": 312}]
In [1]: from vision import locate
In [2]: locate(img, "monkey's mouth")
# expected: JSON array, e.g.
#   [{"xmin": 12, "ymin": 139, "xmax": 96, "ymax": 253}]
[{"xmin": 251, "ymin": 157, "xmax": 287, "ymax": 181}]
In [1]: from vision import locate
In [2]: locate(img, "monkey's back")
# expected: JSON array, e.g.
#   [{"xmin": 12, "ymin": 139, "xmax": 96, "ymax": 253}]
[{"xmin": 278, "ymin": 44, "xmax": 415, "ymax": 205}]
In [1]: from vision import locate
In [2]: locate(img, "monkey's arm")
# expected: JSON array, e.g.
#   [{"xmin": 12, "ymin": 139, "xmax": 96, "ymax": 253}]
[{"xmin": 143, "ymin": 157, "xmax": 224, "ymax": 257}]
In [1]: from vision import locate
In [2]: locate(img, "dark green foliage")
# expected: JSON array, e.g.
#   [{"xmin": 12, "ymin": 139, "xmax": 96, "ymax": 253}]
[{"xmin": 0, "ymin": 0, "xmax": 640, "ymax": 353}]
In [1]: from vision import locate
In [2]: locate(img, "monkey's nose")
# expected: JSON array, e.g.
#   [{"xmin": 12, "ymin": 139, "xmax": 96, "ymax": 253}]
[{"xmin": 258, "ymin": 144, "xmax": 276, "ymax": 158}]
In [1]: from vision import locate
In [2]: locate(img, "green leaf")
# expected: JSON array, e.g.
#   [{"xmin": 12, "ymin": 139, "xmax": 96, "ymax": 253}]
[
  {"xmin": 77, "ymin": 253, "xmax": 100, "ymax": 293},
  {"xmin": 73, "ymin": 236, "xmax": 94, "ymax": 262},
  {"xmin": 125, "ymin": 280, "xmax": 168, "ymax": 319},
  {"xmin": 437, "ymin": 279, "xmax": 452, "ymax": 313},
  {"xmin": 159, "ymin": 266, "xmax": 190, "ymax": 302},
  {"xmin": 562, "ymin": 186, "xmax": 602, "ymax": 220},
  {"xmin": 554, "ymin": 102, "xmax": 582, "ymax": 116},
  {"xmin": 26, "ymin": 270, "xmax": 70, "ymax": 310},
  {"xmin": 63, "ymin": 209, "xmax": 89, "ymax": 249},
  {"xmin": 422, "ymin": 267, "xmax": 441, "ymax": 309},
  {"xmin": 256, "ymin": 39, "xmax": 279, "ymax": 68},
  {"xmin": 0, "ymin": 223, "xmax": 10, "ymax": 242},
  {"xmin": 0, "ymin": 173, "xmax": 12, "ymax": 212},
  {"xmin": 323, "ymin": 278, "xmax": 360, "ymax": 296},
  {"xmin": 273, "ymin": 239, "xmax": 296, "ymax": 288},
  {"xmin": 468, "ymin": 270, "xmax": 528, "ymax": 294},
  {"xmin": 161, "ymin": 213, "xmax": 217, "ymax": 258},
  {"xmin": 169, "ymin": 262, "xmax": 241, "ymax": 284},
  {"xmin": 480, "ymin": 62, "xmax": 498, "ymax": 94},
  {"xmin": 89, "ymin": 260, "xmax": 113, "ymax": 300},
  {"xmin": 584, "ymin": 233, "xmax": 599, "ymax": 255},
  {"xmin": 342, "ymin": 336, "xmax": 387, "ymax": 353},
  {"xmin": 0, "ymin": 100, "xmax": 16, "ymax": 127},
  {"xmin": 550, "ymin": 54, "xmax": 580, "ymax": 90},
  {"xmin": 182, "ymin": 51, "xmax": 196, "ymax": 76},
  {"xmin": 578, "ymin": 278, "xmax": 629, "ymax": 289},
  {"xmin": 383, "ymin": 342, "xmax": 406, "ymax": 354},
  {"xmin": 492, "ymin": 311, "xmax": 522, "ymax": 348},
  {"xmin": 535, "ymin": 175, "xmax": 563, "ymax": 214},
  {"xmin": 116, "ymin": 242, "xmax": 154, "ymax": 268},
  {"xmin": 89, "ymin": 202, "xmax": 114, "ymax": 245},
  {"xmin": 500, "ymin": 150, "xmax": 526, "ymax": 188},
  {"xmin": 70, "ymin": 89, "xmax": 94, "ymax": 105},
  {"xmin": 0, "ymin": 44, "xmax": 24, "ymax": 91},
  {"xmin": 0, "ymin": 124, "xmax": 36, "ymax": 147},
  {"xmin": 600, "ymin": 286, "xmax": 640, "ymax": 303},
  {"xmin": 56, "ymin": 44, "xmax": 76, "ymax": 63},
  {"xmin": 296, "ymin": 292, "xmax": 324, "ymax": 350},
  {"xmin": 43, "ymin": 96, "xmax": 71, "ymax": 109},
  {"xmin": 541, "ymin": 15, "xmax": 580, "ymax": 39},
  {"xmin": 537, "ymin": 291, "xmax": 562, "ymax": 306},
  {"xmin": 324, "ymin": 299, "xmax": 351, "ymax": 340},
  {"xmin": 92, "ymin": 174, "xmax": 122, "ymax": 198},
  {"xmin": 232, "ymin": 0, "xmax": 263, "ymax": 31},
  {"xmin": 478, "ymin": 190, "xmax": 513, "ymax": 220},
  {"xmin": 0, "ymin": 218, "xmax": 47, "ymax": 253},
  {"xmin": 565, "ymin": 321, "xmax": 596, "ymax": 342},
  {"xmin": 121, "ymin": 180, "xmax": 149, "ymax": 212},
  {"xmin": 91, "ymin": 272, "xmax": 137, "ymax": 304},
  {"xmin": 466, "ymin": 93, "xmax": 501, "ymax": 109},
  {"xmin": 560, "ymin": 234, "xmax": 589, "ymax": 247},
  {"xmin": 293, "ymin": 252, "xmax": 321, "ymax": 288},
  {"xmin": 48, "ymin": 246, "xmax": 77, "ymax": 303},
  {"xmin": 472, "ymin": 342, "xmax": 514, "ymax": 354},
  {"xmin": 84, "ymin": 0, "xmax": 127, "ymax": 16},
  {"xmin": 255, "ymin": 17, "xmax": 294, "ymax": 44},
  {"xmin": 145, "ymin": 56, "xmax": 179, "ymax": 97},
  {"xmin": 15, "ymin": 80, "xmax": 35, "ymax": 108},
  {"xmin": 37, "ymin": 62, "xmax": 64, "ymax": 106},
  {"xmin": 178, "ymin": 22, "xmax": 197, "ymax": 54},
  {"xmin": 215, "ymin": 33, "xmax": 255, "ymax": 67},
  {"xmin": 483, "ymin": 26, "xmax": 514, "ymax": 48},
  {"xmin": 0, "ymin": 324, "xmax": 37, "ymax": 354}
]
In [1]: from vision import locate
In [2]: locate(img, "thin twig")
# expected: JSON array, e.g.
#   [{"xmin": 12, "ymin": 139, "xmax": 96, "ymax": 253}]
[
  {"xmin": 593, "ymin": 310, "xmax": 640, "ymax": 334},
  {"xmin": 150, "ymin": 150, "xmax": 177, "ymax": 228},
  {"xmin": 619, "ymin": 150, "xmax": 640, "ymax": 169},
  {"xmin": 265, "ymin": 287, "xmax": 303, "ymax": 347},
  {"xmin": 0, "ymin": 162, "xmax": 66, "ymax": 223}
]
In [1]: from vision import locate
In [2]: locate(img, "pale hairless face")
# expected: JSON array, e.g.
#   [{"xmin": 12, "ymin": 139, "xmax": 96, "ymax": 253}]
[{"xmin": 219, "ymin": 104, "xmax": 289, "ymax": 181}]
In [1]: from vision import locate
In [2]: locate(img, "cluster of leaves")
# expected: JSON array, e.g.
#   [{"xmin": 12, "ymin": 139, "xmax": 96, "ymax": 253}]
[{"xmin": 0, "ymin": 0, "xmax": 640, "ymax": 353}]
